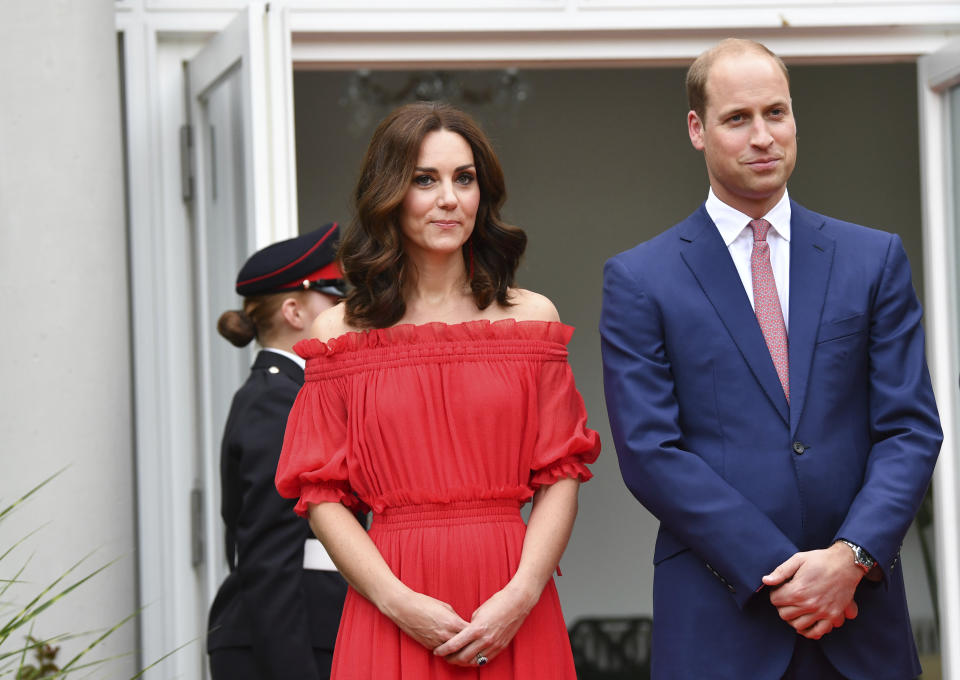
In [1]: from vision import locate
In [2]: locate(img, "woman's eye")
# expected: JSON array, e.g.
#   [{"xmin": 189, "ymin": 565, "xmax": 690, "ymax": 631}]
[
  {"xmin": 456, "ymin": 172, "xmax": 475, "ymax": 185},
  {"xmin": 413, "ymin": 174, "xmax": 434, "ymax": 187}
]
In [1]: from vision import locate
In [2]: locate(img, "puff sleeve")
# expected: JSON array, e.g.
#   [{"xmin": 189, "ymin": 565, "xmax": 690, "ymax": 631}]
[
  {"xmin": 275, "ymin": 341, "xmax": 367, "ymax": 517},
  {"xmin": 529, "ymin": 351, "xmax": 600, "ymax": 489}
]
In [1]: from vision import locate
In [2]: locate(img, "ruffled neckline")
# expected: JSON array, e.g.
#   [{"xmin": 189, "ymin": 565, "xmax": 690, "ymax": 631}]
[{"xmin": 295, "ymin": 318, "xmax": 573, "ymax": 359}]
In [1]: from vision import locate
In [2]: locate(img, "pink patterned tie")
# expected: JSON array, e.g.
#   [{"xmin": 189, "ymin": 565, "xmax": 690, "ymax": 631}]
[{"xmin": 750, "ymin": 219, "xmax": 789, "ymax": 402}]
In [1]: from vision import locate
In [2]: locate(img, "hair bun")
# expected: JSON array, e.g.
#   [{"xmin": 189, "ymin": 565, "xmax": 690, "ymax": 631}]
[{"xmin": 217, "ymin": 309, "xmax": 257, "ymax": 347}]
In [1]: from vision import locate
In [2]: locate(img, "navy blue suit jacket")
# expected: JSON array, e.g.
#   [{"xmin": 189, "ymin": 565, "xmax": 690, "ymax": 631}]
[{"xmin": 600, "ymin": 201, "xmax": 941, "ymax": 680}]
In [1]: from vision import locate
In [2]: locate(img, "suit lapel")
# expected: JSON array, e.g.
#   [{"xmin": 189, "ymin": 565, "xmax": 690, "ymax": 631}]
[
  {"xmin": 787, "ymin": 202, "xmax": 835, "ymax": 436},
  {"xmin": 679, "ymin": 206, "xmax": 789, "ymax": 426}
]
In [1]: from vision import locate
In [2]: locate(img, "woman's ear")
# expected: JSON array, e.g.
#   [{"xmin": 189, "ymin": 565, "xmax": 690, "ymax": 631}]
[{"xmin": 280, "ymin": 296, "xmax": 307, "ymax": 331}]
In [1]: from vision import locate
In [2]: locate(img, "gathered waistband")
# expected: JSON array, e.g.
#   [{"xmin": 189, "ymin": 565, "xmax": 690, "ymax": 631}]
[{"xmin": 371, "ymin": 499, "xmax": 524, "ymax": 530}]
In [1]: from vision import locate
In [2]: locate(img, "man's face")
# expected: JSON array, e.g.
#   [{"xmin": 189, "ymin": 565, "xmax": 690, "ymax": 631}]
[{"xmin": 688, "ymin": 51, "xmax": 797, "ymax": 217}]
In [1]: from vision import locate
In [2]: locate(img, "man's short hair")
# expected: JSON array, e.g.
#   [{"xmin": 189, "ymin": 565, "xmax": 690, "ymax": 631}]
[{"xmin": 686, "ymin": 39, "xmax": 790, "ymax": 120}]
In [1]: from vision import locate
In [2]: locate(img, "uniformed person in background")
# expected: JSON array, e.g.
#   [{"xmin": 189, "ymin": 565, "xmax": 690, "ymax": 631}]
[{"xmin": 208, "ymin": 223, "xmax": 359, "ymax": 680}]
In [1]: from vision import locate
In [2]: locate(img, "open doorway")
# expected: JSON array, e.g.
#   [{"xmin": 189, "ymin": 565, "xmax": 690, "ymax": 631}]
[{"xmin": 291, "ymin": 62, "xmax": 940, "ymax": 674}]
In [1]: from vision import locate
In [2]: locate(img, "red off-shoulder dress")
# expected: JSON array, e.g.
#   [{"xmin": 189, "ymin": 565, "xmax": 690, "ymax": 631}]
[{"xmin": 276, "ymin": 319, "xmax": 600, "ymax": 679}]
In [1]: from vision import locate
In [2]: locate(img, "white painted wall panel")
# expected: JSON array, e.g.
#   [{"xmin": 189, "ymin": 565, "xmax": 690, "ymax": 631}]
[{"xmin": 0, "ymin": 1, "xmax": 136, "ymax": 675}]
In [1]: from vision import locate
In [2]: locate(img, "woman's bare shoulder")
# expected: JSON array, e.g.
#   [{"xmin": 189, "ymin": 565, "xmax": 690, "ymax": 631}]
[
  {"xmin": 310, "ymin": 302, "xmax": 355, "ymax": 342},
  {"xmin": 506, "ymin": 288, "xmax": 561, "ymax": 323}
]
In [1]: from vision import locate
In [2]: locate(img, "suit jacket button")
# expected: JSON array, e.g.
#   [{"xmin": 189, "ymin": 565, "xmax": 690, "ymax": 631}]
[
  {"xmin": 268, "ymin": 366, "xmax": 280, "ymax": 374},
  {"xmin": 792, "ymin": 441, "xmax": 806, "ymax": 455}
]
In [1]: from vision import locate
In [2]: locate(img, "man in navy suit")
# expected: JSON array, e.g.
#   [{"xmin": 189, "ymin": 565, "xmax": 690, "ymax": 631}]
[{"xmin": 600, "ymin": 39, "xmax": 941, "ymax": 679}]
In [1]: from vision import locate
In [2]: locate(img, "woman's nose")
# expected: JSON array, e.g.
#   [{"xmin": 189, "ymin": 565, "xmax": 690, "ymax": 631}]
[{"xmin": 436, "ymin": 182, "xmax": 457, "ymax": 208}]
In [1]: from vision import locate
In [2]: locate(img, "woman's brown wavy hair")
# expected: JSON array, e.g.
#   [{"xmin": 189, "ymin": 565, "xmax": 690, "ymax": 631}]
[{"xmin": 339, "ymin": 101, "xmax": 527, "ymax": 329}]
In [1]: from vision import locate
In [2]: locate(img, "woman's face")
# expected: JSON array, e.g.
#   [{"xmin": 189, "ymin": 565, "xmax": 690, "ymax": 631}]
[{"xmin": 400, "ymin": 128, "xmax": 479, "ymax": 261}]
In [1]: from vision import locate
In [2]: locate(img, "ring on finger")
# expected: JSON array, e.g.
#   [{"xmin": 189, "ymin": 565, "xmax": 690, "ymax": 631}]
[{"xmin": 476, "ymin": 653, "xmax": 488, "ymax": 666}]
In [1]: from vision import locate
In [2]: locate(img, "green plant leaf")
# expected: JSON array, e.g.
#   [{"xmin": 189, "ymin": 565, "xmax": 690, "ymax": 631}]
[
  {"xmin": 2, "ymin": 470, "xmax": 185, "ymax": 677},
  {"xmin": 58, "ymin": 609, "xmax": 140, "ymax": 674},
  {"xmin": 128, "ymin": 636, "xmax": 198, "ymax": 680},
  {"xmin": 0, "ymin": 470, "xmax": 67, "ymax": 525},
  {"xmin": 1, "ymin": 555, "xmax": 118, "ymax": 641},
  {"xmin": 0, "ymin": 558, "xmax": 32, "ymax": 603}
]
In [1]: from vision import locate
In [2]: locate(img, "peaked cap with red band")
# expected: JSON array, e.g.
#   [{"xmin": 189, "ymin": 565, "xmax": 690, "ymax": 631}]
[{"xmin": 235, "ymin": 222, "xmax": 346, "ymax": 297}]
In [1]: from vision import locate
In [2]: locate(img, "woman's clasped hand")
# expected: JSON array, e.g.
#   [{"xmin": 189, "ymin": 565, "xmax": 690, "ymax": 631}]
[{"xmin": 432, "ymin": 582, "xmax": 537, "ymax": 666}]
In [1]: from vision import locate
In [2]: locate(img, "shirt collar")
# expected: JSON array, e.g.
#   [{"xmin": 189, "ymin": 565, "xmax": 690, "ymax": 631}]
[
  {"xmin": 706, "ymin": 188, "xmax": 792, "ymax": 247},
  {"xmin": 262, "ymin": 346, "xmax": 306, "ymax": 370}
]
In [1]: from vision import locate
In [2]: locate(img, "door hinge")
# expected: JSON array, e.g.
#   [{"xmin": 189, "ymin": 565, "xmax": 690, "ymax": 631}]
[
  {"xmin": 190, "ymin": 485, "xmax": 204, "ymax": 567},
  {"xmin": 180, "ymin": 124, "xmax": 194, "ymax": 204}
]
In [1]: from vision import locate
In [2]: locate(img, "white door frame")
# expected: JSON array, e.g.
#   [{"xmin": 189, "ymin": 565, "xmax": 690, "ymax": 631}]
[
  {"xmin": 919, "ymin": 38, "xmax": 960, "ymax": 680},
  {"xmin": 186, "ymin": 2, "xmax": 269, "ymax": 616},
  {"xmin": 118, "ymin": 6, "xmax": 298, "ymax": 678},
  {"xmin": 118, "ymin": 22, "xmax": 209, "ymax": 679},
  {"xmin": 117, "ymin": 4, "xmax": 960, "ymax": 677}
]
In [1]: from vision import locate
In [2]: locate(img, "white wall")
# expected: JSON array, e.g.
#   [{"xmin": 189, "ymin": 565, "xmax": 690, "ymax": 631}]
[
  {"xmin": 293, "ymin": 62, "xmax": 937, "ymax": 628},
  {"xmin": 0, "ymin": 2, "xmax": 137, "ymax": 675}
]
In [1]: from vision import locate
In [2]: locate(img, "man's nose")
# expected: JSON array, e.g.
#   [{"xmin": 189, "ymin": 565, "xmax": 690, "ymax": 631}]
[{"xmin": 750, "ymin": 119, "xmax": 774, "ymax": 147}]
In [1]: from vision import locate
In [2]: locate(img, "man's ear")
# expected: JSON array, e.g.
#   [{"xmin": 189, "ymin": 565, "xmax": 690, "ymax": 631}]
[
  {"xmin": 280, "ymin": 296, "xmax": 306, "ymax": 331},
  {"xmin": 688, "ymin": 110, "xmax": 705, "ymax": 151}
]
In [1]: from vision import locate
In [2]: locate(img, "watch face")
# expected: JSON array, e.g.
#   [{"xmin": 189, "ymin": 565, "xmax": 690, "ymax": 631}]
[
  {"xmin": 841, "ymin": 540, "xmax": 875, "ymax": 570},
  {"xmin": 853, "ymin": 545, "xmax": 875, "ymax": 568}
]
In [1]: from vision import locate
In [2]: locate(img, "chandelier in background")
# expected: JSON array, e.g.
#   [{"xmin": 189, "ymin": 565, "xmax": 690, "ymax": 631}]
[{"xmin": 339, "ymin": 69, "xmax": 532, "ymax": 135}]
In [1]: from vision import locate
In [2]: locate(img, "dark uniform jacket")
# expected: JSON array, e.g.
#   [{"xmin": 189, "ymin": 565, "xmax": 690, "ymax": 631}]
[{"xmin": 208, "ymin": 350, "xmax": 349, "ymax": 680}]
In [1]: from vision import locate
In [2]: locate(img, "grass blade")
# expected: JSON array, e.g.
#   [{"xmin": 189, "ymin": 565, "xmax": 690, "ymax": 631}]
[{"xmin": 0, "ymin": 469, "xmax": 67, "ymax": 525}]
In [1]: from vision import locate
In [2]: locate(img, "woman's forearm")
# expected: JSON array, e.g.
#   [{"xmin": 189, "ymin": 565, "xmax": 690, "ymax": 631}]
[
  {"xmin": 308, "ymin": 501, "xmax": 469, "ymax": 649},
  {"xmin": 308, "ymin": 501, "xmax": 407, "ymax": 610},
  {"xmin": 506, "ymin": 477, "xmax": 580, "ymax": 609}
]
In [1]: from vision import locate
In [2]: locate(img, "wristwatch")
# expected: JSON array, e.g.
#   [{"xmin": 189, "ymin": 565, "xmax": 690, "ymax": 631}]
[{"xmin": 838, "ymin": 539, "xmax": 876, "ymax": 573}]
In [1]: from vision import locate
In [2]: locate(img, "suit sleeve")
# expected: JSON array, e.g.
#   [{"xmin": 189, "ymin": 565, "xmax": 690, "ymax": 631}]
[
  {"xmin": 600, "ymin": 255, "xmax": 798, "ymax": 608},
  {"xmin": 231, "ymin": 384, "xmax": 322, "ymax": 680},
  {"xmin": 833, "ymin": 234, "xmax": 942, "ymax": 576}
]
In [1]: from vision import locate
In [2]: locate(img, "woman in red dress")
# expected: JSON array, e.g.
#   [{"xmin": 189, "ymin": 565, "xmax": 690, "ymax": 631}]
[{"xmin": 276, "ymin": 101, "xmax": 599, "ymax": 679}]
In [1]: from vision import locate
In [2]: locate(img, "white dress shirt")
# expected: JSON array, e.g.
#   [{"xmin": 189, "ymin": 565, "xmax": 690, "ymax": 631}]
[
  {"xmin": 705, "ymin": 188, "xmax": 792, "ymax": 331},
  {"xmin": 263, "ymin": 346, "xmax": 306, "ymax": 370}
]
